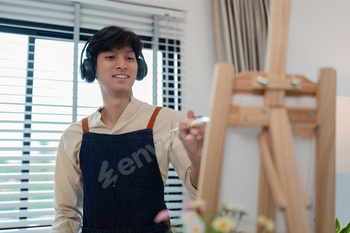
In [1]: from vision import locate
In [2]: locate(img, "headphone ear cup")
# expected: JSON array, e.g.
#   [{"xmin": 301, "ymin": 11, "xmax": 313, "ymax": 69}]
[
  {"xmin": 81, "ymin": 58, "xmax": 96, "ymax": 83},
  {"xmin": 136, "ymin": 57, "xmax": 148, "ymax": 81}
]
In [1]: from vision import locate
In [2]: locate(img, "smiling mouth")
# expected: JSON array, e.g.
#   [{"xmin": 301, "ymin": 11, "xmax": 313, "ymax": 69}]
[{"xmin": 113, "ymin": 75, "xmax": 128, "ymax": 79}]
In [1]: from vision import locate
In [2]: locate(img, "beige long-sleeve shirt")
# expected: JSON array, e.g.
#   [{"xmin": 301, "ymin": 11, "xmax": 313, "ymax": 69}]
[{"xmin": 50, "ymin": 97, "xmax": 197, "ymax": 233}]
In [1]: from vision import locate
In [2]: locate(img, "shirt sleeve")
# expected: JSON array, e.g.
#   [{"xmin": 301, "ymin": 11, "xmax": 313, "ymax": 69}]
[
  {"xmin": 168, "ymin": 132, "xmax": 198, "ymax": 200},
  {"xmin": 158, "ymin": 111, "xmax": 198, "ymax": 200},
  {"xmin": 50, "ymin": 128, "xmax": 83, "ymax": 233}
]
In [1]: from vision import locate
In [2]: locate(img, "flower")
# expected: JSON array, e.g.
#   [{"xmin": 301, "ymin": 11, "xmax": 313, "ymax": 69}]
[
  {"xmin": 184, "ymin": 221, "xmax": 206, "ymax": 233},
  {"xmin": 221, "ymin": 202, "xmax": 238, "ymax": 211},
  {"xmin": 183, "ymin": 200, "xmax": 195, "ymax": 211},
  {"xmin": 182, "ymin": 210, "xmax": 206, "ymax": 233},
  {"xmin": 265, "ymin": 221, "xmax": 275, "ymax": 231},
  {"xmin": 182, "ymin": 210, "xmax": 201, "ymax": 223},
  {"xmin": 192, "ymin": 199, "xmax": 207, "ymax": 209},
  {"xmin": 257, "ymin": 215, "xmax": 275, "ymax": 231},
  {"xmin": 183, "ymin": 199, "xmax": 207, "ymax": 213},
  {"xmin": 154, "ymin": 209, "xmax": 170, "ymax": 223},
  {"xmin": 211, "ymin": 216, "xmax": 236, "ymax": 232},
  {"xmin": 155, "ymin": 201, "xmax": 246, "ymax": 233}
]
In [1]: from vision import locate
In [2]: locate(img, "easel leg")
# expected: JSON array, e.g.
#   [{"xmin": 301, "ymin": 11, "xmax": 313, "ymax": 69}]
[
  {"xmin": 258, "ymin": 129, "xmax": 289, "ymax": 233},
  {"xmin": 259, "ymin": 129, "xmax": 287, "ymax": 210},
  {"xmin": 269, "ymin": 108, "xmax": 311, "ymax": 233},
  {"xmin": 315, "ymin": 68, "xmax": 336, "ymax": 233},
  {"xmin": 198, "ymin": 63, "xmax": 235, "ymax": 221},
  {"xmin": 257, "ymin": 160, "xmax": 276, "ymax": 233}
]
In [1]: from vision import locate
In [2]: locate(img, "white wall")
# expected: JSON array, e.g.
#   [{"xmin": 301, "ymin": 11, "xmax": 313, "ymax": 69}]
[
  {"xmin": 176, "ymin": 0, "xmax": 350, "ymax": 227},
  {"xmin": 124, "ymin": 0, "xmax": 350, "ymax": 228},
  {"xmin": 127, "ymin": 0, "xmax": 350, "ymax": 110},
  {"xmin": 287, "ymin": 0, "xmax": 350, "ymax": 227},
  {"xmin": 179, "ymin": 0, "xmax": 214, "ymax": 116},
  {"xmin": 287, "ymin": 0, "xmax": 350, "ymax": 97},
  {"xmin": 118, "ymin": 0, "xmax": 214, "ymax": 116},
  {"xmin": 168, "ymin": 0, "xmax": 350, "ymax": 227},
  {"xmin": 336, "ymin": 96, "xmax": 350, "ymax": 227}
]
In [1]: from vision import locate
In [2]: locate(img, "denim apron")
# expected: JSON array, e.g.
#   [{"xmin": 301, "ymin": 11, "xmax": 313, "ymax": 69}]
[{"xmin": 79, "ymin": 107, "xmax": 169, "ymax": 233}]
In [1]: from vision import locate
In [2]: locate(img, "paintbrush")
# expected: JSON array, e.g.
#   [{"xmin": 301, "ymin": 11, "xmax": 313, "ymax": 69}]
[{"xmin": 170, "ymin": 116, "xmax": 210, "ymax": 132}]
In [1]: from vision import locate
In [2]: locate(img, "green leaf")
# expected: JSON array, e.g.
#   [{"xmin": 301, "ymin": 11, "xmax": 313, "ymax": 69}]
[
  {"xmin": 344, "ymin": 221, "xmax": 350, "ymax": 232},
  {"xmin": 340, "ymin": 221, "xmax": 350, "ymax": 233},
  {"xmin": 336, "ymin": 218, "xmax": 341, "ymax": 233}
]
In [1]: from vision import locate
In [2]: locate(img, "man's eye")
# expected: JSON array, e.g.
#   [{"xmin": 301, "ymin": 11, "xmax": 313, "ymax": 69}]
[
  {"xmin": 106, "ymin": 56, "xmax": 115, "ymax": 59},
  {"xmin": 126, "ymin": 57, "xmax": 135, "ymax": 61}
]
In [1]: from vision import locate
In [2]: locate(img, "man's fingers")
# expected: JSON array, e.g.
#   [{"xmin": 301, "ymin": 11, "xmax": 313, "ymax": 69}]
[
  {"xmin": 179, "ymin": 122, "xmax": 190, "ymax": 134},
  {"xmin": 187, "ymin": 110, "xmax": 194, "ymax": 119}
]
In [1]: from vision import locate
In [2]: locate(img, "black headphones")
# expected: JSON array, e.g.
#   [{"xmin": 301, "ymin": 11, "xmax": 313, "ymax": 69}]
[{"xmin": 80, "ymin": 38, "xmax": 148, "ymax": 83}]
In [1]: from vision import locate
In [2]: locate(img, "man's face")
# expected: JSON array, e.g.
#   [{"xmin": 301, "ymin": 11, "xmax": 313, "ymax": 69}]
[{"xmin": 95, "ymin": 46, "xmax": 138, "ymax": 95}]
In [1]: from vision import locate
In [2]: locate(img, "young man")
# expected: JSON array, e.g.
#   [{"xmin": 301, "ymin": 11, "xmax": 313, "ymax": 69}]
[{"xmin": 50, "ymin": 26, "xmax": 204, "ymax": 233}]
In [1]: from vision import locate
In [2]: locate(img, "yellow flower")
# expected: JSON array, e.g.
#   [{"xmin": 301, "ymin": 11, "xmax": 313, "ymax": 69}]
[
  {"xmin": 185, "ymin": 222, "xmax": 205, "ymax": 233},
  {"xmin": 182, "ymin": 211, "xmax": 200, "ymax": 223},
  {"xmin": 221, "ymin": 202, "xmax": 239, "ymax": 211},
  {"xmin": 265, "ymin": 220, "xmax": 275, "ymax": 231},
  {"xmin": 257, "ymin": 215, "xmax": 275, "ymax": 231},
  {"xmin": 257, "ymin": 215, "xmax": 267, "ymax": 225},
  {"xmin": 211, "ymin": 216, "xmax": 236, "ymax": 232},
  {"xmin": 192, "ymin": 199, "xmax": 206, "ymax": 209}
]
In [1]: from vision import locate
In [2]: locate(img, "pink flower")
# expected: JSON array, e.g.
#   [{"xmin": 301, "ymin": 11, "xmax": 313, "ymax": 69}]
[
  {"xmin": 154, "ymin": 209, "xmax": 170, "ymax": 223},
  {"xmin": 183, "ymin": 200, "xmax": 195, "ymax": 211},
  {"xmin": 182, "ymin": 200, "xmax": 206, "ymax": 214}
]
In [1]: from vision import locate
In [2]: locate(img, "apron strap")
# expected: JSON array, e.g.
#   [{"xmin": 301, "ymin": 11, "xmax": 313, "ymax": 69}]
[
  {"xmin": 82, "ymin": 106, "xmax": 162, "ymax": 132},
  {"xmin": 82, "ymin": 117, "xmax": 89, "ymax": 133},
  {"xmin": 147, "ymin": 106, "xmax": 162, "ymax": 129}
]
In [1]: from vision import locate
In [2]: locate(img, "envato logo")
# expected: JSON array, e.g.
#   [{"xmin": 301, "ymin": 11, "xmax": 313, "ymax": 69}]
[{"xmin": 98, "ymin": 144, "xmax": 155, "ymax": 188}]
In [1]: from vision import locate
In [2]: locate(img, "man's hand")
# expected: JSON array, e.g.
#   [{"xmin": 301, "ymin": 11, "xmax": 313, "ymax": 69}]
[{"xmin": 178, "ymin": 111, "xmax": 206, "ymax": 188}]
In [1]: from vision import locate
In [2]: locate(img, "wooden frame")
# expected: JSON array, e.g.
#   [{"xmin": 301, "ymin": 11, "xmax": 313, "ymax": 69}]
[{"xmin": 197, "ymin": 0, "xmax": 336, "ymax": 232}]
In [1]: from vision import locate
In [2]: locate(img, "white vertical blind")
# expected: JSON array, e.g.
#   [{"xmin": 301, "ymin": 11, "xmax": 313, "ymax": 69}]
[
  {"xmin": 158, "ymin": 16, "xmax": 184, "ymax": 111},
  {"xmin": 0, "ymin": 32, "xmax": 75, "ymax": 231},
  {"xmin": 79, "ymin": 7, "xmax": 153, "ymax": 36},
  {"xmin": 0, "ymin": 0, "xmax": 187, "ymax": 231},
  {"xmin": 0, "ymin": 0, "xmax": 75, "ymax": 28}
]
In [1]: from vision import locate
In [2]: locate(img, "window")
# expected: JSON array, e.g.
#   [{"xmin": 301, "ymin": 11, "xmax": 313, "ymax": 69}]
[{"xmin": 0, "ymin": 1, "xmax": 186, "ymax": 231}]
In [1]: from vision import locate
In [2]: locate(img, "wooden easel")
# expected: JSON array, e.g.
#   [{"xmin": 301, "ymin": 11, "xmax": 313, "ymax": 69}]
[{"xmin": 197, "ymin": 0, "xmax": 336, "ymax": 232}]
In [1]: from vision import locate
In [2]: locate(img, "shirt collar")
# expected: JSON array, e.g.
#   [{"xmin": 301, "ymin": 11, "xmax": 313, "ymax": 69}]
[{"xmin": 89, "ymin": 96, "xmax": 143, "ymax": 131}]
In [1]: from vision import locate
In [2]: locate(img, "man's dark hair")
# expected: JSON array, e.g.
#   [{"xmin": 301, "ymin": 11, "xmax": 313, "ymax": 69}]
[{"xmin": 86, "ymin": 26, "xmax": 143, "ymax": 68}]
